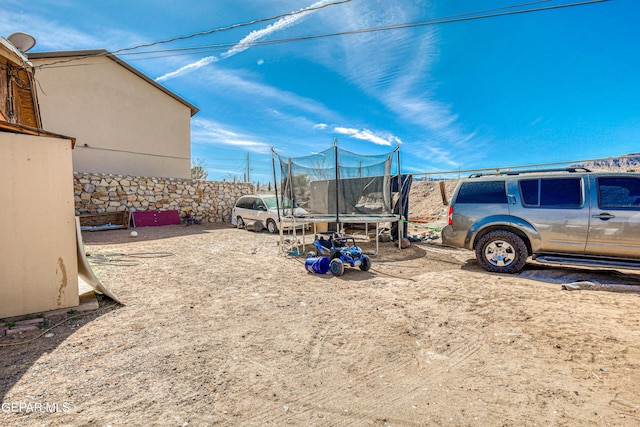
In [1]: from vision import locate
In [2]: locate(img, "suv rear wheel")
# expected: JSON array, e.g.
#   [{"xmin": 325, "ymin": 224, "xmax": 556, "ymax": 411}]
[{"xmin": 475, "ymin": 230, "xmax": 528, "ymax": 274}]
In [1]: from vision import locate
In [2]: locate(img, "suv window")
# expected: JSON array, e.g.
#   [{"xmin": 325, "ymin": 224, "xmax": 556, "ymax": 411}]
[
  {"xmin": 456, "ymin": 181, "xmax": 507, "ymax": 204},
  {"xmin": 598, "ymin": 177, "xmax": 640, "ymax": 208},
  {"xmin": 520, "ymin": 178, "xmax": 582, "ymax": 207}
]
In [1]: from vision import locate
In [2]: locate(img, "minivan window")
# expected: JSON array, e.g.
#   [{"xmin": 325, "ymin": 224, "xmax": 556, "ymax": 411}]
[
  {"xmin": 456, "ymin": 181, "xmax": 507, "ymax": 204},
  {"xmin": 254, "ymin": 199, "xmax": 266, "ymax": 210},
  {"xmin": 520, "ymin": 178, "xmax": 582, "ymax": 207},
  {"xmin": 263, "ymin": 197, "xmax": 278, "ymax": 210},
  {"xmin": 237, "ymin": 197, "xmax": 254, "ymax": 209},
  {"xmin": 598, "ymin": 177, "xmax": 640, "ymax": 208},
  {"xmin": 263, "ymin": 196, "xmax": 295, "ymax": 210}
]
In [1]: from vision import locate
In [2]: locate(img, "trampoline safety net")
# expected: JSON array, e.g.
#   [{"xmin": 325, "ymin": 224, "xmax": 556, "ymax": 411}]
[{"xmin": 273, "ymin": 146, "xmax": 400, "ymax": 222}]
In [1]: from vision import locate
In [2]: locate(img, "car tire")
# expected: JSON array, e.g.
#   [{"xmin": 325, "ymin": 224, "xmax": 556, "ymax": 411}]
[
  {"xmin": 330, "ymin": 259, "xmax": 344, "ymax": 276},
  {"xmin": 267, "ymin": 219, "xmax": 278, "ymax": 234},
  {"xmin": 359, "ymin": 255, "xmax": 371, "ymax": 271},
  {"xmin": 475, "ymin": 230, "xmax": 528, "ymax": 274},
  {"xmin": 236, "ymin": 216, "xmax": 245, "ymax": 228}
]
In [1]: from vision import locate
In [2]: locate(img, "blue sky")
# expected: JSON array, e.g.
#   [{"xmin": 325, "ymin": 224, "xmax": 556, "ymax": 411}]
[{"xmin": 2, "ymin": 0, "xmax": 639, "ymax": 183}]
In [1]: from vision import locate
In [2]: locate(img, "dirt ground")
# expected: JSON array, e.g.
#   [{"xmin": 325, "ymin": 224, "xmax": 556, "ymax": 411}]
[{"xmin": 2, "ymin": 215, "xmax": 640, "ymax": 426}]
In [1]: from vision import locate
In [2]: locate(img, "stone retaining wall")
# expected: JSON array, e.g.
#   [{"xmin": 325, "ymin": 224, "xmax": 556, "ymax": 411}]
[{"xmin": 74, "ymin": 172, "xmax": 254, "ymax": 223}]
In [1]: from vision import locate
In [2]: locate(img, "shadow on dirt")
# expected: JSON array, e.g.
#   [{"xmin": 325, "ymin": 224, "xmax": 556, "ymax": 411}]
[
  {"xmin": 459, "ymin": 258, "xmax": 640, "ymax": 291},
  {"xmin": 519, "ymin": 263, "xmax": 640, "ymax": 289},
  {"xmin": 0, "ymin": 297, "xmax": 121, "ymax": 401},
  {"xmin": 80, "ymin": 223, "xmax": 235, "ymax": 246}
]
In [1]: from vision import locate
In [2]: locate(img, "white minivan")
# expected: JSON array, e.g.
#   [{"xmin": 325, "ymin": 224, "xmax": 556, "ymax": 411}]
[{"xmin": 231, "ymin": 194, "xmax": 308, "ymax": 233}]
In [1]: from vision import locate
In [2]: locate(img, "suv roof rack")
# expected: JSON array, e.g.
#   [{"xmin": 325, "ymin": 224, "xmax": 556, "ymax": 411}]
[{"xmin": 469, "ymin": 167, "xmax": 592, "ymax": 178}]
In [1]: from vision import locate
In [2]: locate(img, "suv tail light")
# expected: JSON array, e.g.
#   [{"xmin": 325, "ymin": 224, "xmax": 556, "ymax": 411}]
[{"xmin": 448, "ymin": 205, "xmax": 454, "ymax": 225}]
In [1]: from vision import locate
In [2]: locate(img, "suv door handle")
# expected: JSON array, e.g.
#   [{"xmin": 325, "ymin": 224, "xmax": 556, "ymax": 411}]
[{"xmin": 593, "ymin": 213, "xmax": 615, "ymax": 220}]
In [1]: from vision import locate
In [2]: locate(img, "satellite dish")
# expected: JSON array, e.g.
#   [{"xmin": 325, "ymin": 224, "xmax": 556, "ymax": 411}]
[{"xmin": 7, "ymin": 32, "xmax": 36, "ymax": 53}]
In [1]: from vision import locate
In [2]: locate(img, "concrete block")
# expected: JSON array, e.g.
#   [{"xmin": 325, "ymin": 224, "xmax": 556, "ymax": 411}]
[
  {"xmin": 14, "ymin": 318, "xmax": 44, "ymax": 326},
  {"xmin": 6, "ymin": 325, "xmax": 39, "ymax": 335}
]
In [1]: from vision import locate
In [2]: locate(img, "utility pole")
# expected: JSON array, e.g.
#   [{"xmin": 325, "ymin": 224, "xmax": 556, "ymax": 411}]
[{"xmin": 246, "ymin": 152, "xmax": 251, "ymax": 183}]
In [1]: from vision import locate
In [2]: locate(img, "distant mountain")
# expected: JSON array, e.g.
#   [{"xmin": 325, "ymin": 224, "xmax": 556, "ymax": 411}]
[{"xmin": 576, "ymin": 154, "xmax": 640, "ymax": 172}]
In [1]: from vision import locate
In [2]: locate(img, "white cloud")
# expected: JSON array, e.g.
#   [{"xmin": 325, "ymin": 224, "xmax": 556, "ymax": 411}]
[
  {"xmin": 156, "ymin": 56, "xmax": 219, "ymax": 82},
  {"xmin": 421, "ymin": 146, "xmax": 461, "ymax": 168},
  {"xmin": 334, "ymin": 127, "xmax": 401, "ymax": 146},
  {"xmin": 191, "ymin": 118, "xmax": 271, "ymax": 153},
  {"xmin": 0, "ymin": 13, "xmax": 95, "ymax": 50},
  {"xmin": 156, "ymin": 0, "xmax": 338, "ymax": 82},
  {"xmin": 313, "ymin": 123, "xmax": 329, "ymax": 130},
  {"xmin": 305, "ymin": 1, "xmax": 477, "ymax": 164},
  {"xmin": 193, "ymin": 64, "xmax": 340, "ymax": 123},
  {"xmin": 0, "ymin": 7, "xmax": 141, "ymax": 51}
]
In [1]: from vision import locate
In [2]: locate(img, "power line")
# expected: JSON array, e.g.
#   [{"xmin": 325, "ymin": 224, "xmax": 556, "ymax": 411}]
[
  {"xmin": 202, "ymin": 0, "xmax": 609, "ymax": 54},
  {"xmin": 97, "ymin": 0, "xmax": 558, "ymax": 58},
  {"xmin": 414, "ymin": 153, "xmax": 638, "ymax": 177},
  {"xmin": 35, "ymin": 0, "xmax": 610, "ymax": 70},
  {"xmin": 114, "ymin": 0, "xmax": 352, "ymax": 53},
  {"xmin": 33, "ymin": 0, "xmax": 352, "ymax": 69},
  {"xmin": 77, "ymin": 144, "xmax": 189, "ymax": 160}
]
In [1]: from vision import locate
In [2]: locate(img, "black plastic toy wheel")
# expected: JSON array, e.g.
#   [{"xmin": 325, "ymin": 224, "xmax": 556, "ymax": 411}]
[
  {"xmin": 330, "ymin": 259, "xmax": 344, "ymax": 276},
  {"xmin": 475, "ymin": 230, "xmax": 528, "ymax": 274},
  {"xmin": 359, "ymin": 255, "xmax": 371, "ymax": 272}
]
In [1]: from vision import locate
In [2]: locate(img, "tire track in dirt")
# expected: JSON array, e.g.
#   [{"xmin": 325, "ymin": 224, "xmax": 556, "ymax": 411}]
[
  {"xmin": 243, "ymin": 355, "xmax": 419, "ymax": 425},
  {"xmin": 242, "ymin": 326, "xmax": 487, "ymax": 426}
]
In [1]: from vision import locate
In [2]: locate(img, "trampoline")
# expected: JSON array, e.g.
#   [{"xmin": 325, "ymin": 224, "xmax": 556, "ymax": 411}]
[{"xmin": 271, "ymin": 140, "xmax": 409, "ymax": 254}]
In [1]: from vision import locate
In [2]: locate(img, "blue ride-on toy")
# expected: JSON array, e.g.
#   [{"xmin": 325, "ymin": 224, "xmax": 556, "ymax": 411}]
[{"xmin": 307, "ymin": 232, "xmax": 371, "ymax": 276}]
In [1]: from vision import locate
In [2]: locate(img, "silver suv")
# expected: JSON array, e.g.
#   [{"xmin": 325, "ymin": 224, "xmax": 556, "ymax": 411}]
[{"xmin": 441, "ymin": 168, "xmax": 640, "ymax": 273}]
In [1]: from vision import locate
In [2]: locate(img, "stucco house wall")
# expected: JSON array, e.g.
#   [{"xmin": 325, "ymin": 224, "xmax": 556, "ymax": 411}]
[
  {"xmin": 0, "ymin": 132, "xmax": 78, "ymax": 318},
  {"xmin": 29, "ymin": 50, "xmax": 199, "ymax": 179}
]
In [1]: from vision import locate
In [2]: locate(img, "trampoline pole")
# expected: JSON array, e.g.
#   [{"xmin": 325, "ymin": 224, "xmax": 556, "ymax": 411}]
[
  {"xmin": 334, "ymin": 138, "xmax": 340, "ymax": 227},
  {"xmin": 397, "ymin": 148, "xmax": 403, "ymax": 249},
  {"xmin": 272, "ymin": 149, "xmax": 281, "ymax": 221},
  {"xmin": 271, "ymin": 149, "xmax": 284, "ymax": 250}
]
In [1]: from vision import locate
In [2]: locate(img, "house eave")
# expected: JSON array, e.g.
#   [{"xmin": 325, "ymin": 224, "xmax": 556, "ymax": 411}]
[
  {"xmin": 28, "ymin": 49, "xmax": 200, "ymax": 117},
  {"xmin": 0, "ymin": 120, "xmax": 76, "ymax": 147}
]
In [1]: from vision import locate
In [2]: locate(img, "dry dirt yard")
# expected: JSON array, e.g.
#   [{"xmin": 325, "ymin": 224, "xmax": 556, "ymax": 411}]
[{"xmin": 2, "ymin": 219, "xmax": 640, "ymax": 426}]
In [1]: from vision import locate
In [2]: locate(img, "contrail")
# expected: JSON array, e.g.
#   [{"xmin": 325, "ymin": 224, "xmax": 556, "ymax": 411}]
[{"xmin": 156, "ymin": 0, "xmax": 339, "ymax": 82}]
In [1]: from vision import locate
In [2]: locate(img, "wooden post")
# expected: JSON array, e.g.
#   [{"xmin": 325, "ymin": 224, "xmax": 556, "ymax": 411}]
[{"xmin": 439, "ymin": 180, "xmax": 449, "ymax": 206}]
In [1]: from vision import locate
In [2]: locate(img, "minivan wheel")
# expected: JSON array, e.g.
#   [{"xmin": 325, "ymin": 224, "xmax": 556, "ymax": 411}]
[
  {"xmin": 266, "ymin": 219, "xmax": 278, "ymax": 234},
  {"xmin": 475, "ymin": 230, "xmax": 528, "ymax": 274},
  {"xmin": 236, "ymin": 216, "xmax": 245, "ymax": 228}
]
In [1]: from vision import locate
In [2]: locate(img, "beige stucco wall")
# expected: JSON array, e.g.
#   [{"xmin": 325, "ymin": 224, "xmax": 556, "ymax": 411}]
[
  {"xmin": 31, "ymin": 56, "xmax": 192, "ymax": 179},
  {"xmin": 0, "ymin": 133, "xmax": 78, "ymax": 318}
]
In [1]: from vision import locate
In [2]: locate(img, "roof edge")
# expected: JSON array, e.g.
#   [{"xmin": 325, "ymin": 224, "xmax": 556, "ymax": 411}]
[
  {"xmin": 0, "ymin": 120, "xmax": 76, "ymax": 148},
  {"xmin": 28, "ymin": 49, "xmax": 200, "ymax": 117}
]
